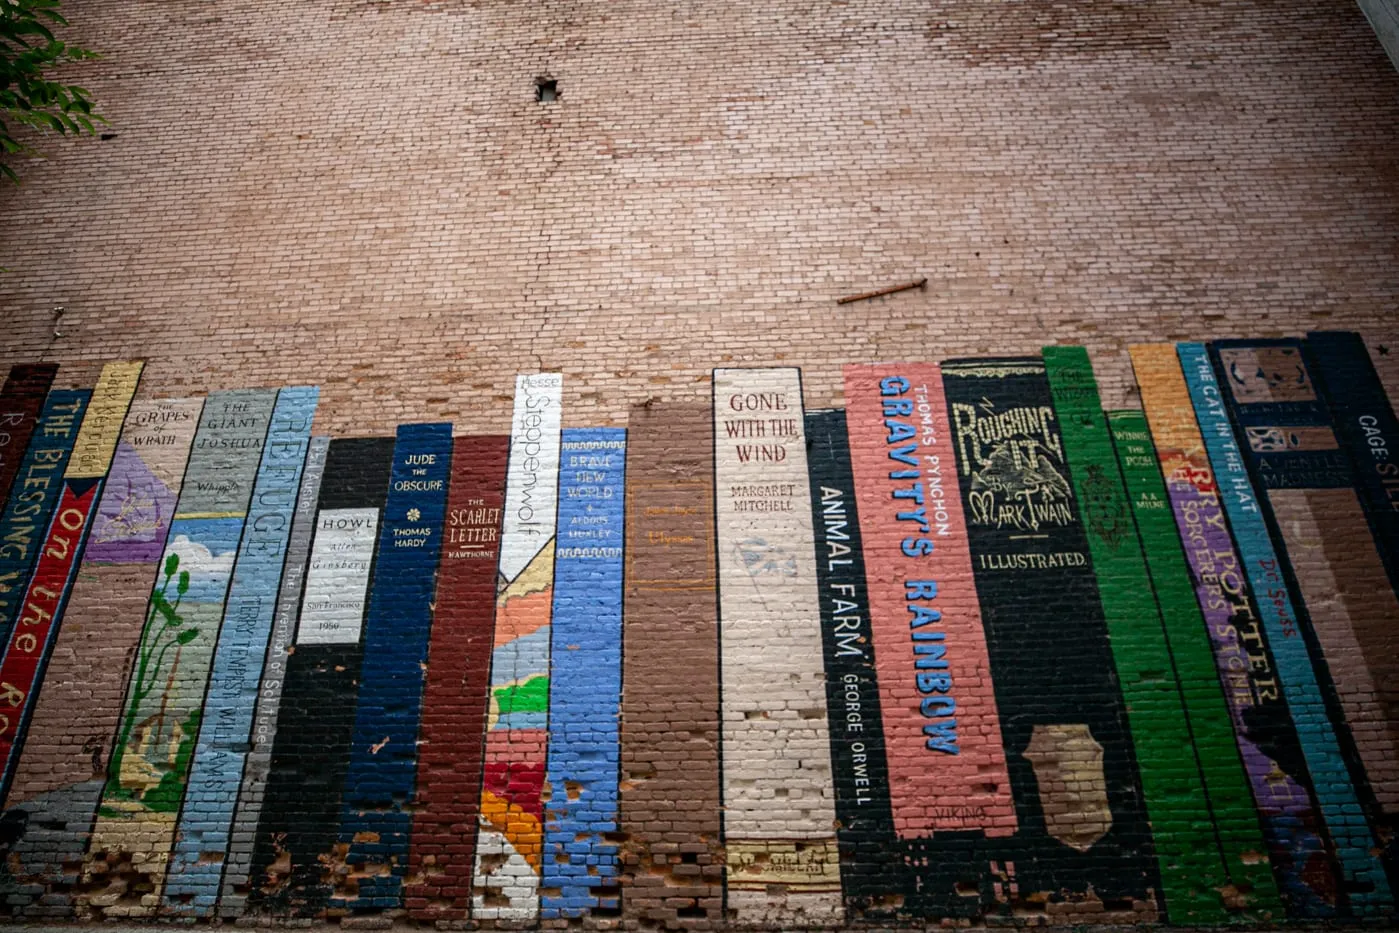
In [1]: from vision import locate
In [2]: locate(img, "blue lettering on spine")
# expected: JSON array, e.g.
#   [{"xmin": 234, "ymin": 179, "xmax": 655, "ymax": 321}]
[{"xmin": 881, "ymin": 377, "xmax": 958, "ymax": 755}]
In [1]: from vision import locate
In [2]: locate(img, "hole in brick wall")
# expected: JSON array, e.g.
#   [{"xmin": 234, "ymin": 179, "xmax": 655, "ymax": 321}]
[
  {"xmin": 479, "ymin": 853, "xmax": 508, "ymax": 875},
  {"xmin": 536, "ymin": 77, "xmax": 558, "ymax": 102},
  {"xmin": 677, "ymin": 903, "xmax": 707, "ymax": 917},
  {"xmin": 680, "ymin": 852, "xmax": 698, "ymax": 864},
  {"xmin": 593, "ymin": 886, "xmax": 622, "ymax": 916},
  {"xmin": 1102, "ymin": 898, "xmax": 1135, "ymax": 911}
]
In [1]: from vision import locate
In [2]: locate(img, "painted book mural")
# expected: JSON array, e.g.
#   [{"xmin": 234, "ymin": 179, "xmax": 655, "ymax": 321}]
[
  {"xmin": 0, "ymin": 396, "xmax": 201, "ymax": 918},
  {"xmin": 1131, "ymin": 344, "xmax": 1343, "ymax": 917},
  {"xmin": 1105, "ymin": 409, "xmax": 1282, "ymax": 915},
  {"xmin": 85, "ymin": 388, "xmax": 277, "ymax": 915},
  {"xmin": 0, "ymin": 362, "xmax": 143, "ymax": 801},
  {"xmin": 0, "ymin": 338, "xmax": 1391, "ymax": 928},
  {"xmin": 1043, "ymin": 347, "xmax": 1270, "ymax": 923}
]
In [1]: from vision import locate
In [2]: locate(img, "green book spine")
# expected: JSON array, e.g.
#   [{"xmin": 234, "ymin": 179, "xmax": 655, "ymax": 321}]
[
  {"xmin": 1044, "ymin": 345, "xmax": 1230, "ymax": 924},
  {"xmin": 1106, "ymin": 406, "xmax": 1283, "ymax": 917}
]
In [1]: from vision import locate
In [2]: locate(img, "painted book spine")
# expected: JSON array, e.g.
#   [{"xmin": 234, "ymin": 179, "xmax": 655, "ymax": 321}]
[
  {"xmin": 246, "ymin": 436, "xmax": 394, "ymax": 916},
  {"xmin": 0, "ymin": 390, "xmax": 93, "ymax": 645},
  {"xmin": 618, "ymin": 402, "xmax": 724, "ymax": 925},
  {"xmin": 473, "ymin": 373, "xmax": 563, "ymax": 923},
  {"xmin": 542, "ymin": 427, "xmax": 626, "ymax": 918},
  {"xmin": 712, "ymin": 367, "xmax": 841, "ymax": 926},
  {"xmin": 219, "ymin": 435, "xmax": 329, "ymax": 916},
  {"xmin": 842, "ymin": 363, "xmax": 1013, "ymax": 838},
  {"xmin": 406, "ymin": 434, "xmax": 508, "ymax": 921},
  {"xmin": 335, "ymin": 422, "xmax": 451, "ymax": 909},
  {"xmin": 804, "ymin": 408, "xmax": 900, "ymax": 911},
  {"xmin": 941, "ymin": 357, "xmax": 1156, "ymax": 912},
  {"xmin": 0, "ymin": 365, "xmax": 59, "ymax": 506}
]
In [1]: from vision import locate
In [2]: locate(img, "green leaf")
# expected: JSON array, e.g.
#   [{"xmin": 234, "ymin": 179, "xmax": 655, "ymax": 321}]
[
  {"xmin": 176, "ymin": 628, "xmax": 199, "ymax": 646},
  {"xmin": 178, "ymin": 570, "xmax": 190, "ymax": 595},
  {"xmin": 1, "ymin": 0, "xmax": 105, "ymax": 181},
  {"xmin": 165, "ymin": 553, "xmax": 180, "ymax": 578}
]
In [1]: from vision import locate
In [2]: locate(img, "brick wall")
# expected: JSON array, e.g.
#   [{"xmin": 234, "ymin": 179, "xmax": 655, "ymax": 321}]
[
  {"xmin": 0, "ymin": 341, "xmax": 1391, "ymax": 927},
  {"xmin": 1, "ymin": 2, "xmax": 1396, "ymax": 427},
  {"xmin": 1, "ymin": 1, "xmax": 1399, "ymax": 930}
]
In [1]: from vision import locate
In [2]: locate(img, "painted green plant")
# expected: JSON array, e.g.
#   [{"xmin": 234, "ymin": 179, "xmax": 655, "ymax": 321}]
[
  {"xmin": 141, "ymin": 709, "xmax": 200, "ymax": 813},
  {"xmin": 104, "ymin": 551, "xmax": 198, "ymax": 802}
]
